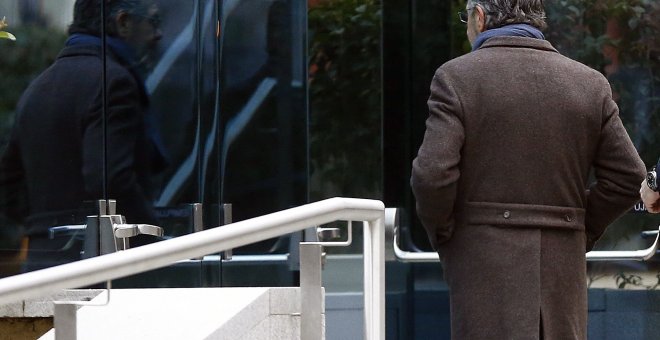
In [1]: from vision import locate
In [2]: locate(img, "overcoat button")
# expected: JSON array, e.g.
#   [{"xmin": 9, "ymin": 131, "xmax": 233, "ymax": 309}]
[
  {"xmin": 503, "ymin": 211, "xmax": 511, "ymax": 218},
  {"xmin": 565, "ymin": 215, "xmax": 572, "ymax": 222}
]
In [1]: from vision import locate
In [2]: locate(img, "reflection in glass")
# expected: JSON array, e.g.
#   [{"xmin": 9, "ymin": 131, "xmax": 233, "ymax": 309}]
[
  {"xmin": 0, "ymin": 2, "xmax": 81, "ymax": 276},
  {"xmin": 0, "ymin": 0, "xmax": 175, "ymax": 275},
  {"xmin": 0, "ymin": 9, "xmax": 59, "ymax": 276},
  {"xmin": 215, "ymin": 0, "xmax": 307, "ymax": 254},
  {"xmin": 0, "ymin": 0, "xmax": 309, "ymax": 284},
  {"xmin": 151, "ymin": 0, "xmax": 307, "ymax": 244}
]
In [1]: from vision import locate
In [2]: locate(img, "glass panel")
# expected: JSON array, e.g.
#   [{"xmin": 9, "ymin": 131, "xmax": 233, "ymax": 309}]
[
  {"xmin": 0, "ymin": 0, "xmax": 308, "ymax": 287},
  {"xmin": 102, "ymin": 0, "xmax": 310, "ymax": 288},
  {"xmin": 148, "ymin": 0, "xmax": 217, "ymax": 235},
  {"xmin": 103, "ymin": 0, "xmax": 219, "ymax": 288},
  {"xmin": 216, "ymin": 0, "xmax": 307, "ymax": 286},
  {"xmin": 384, "ymin": 0, "xmax": 466, "ymax": 252},
  {"xmin": 0, "ymin": 0, "xmax": 100, "ymax": 275},
  {"xmin": 309, "ymin": 0, "xmax": 383, "ymax": 254},
  {"xmin": 218, "ymin": 0, "xmax": 307, "ymax": 256}
]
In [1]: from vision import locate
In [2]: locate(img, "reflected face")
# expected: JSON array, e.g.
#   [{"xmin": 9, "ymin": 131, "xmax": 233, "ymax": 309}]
[{"xmin": 124, "ymin": 4, "xmax": 163, "ymax": 67}]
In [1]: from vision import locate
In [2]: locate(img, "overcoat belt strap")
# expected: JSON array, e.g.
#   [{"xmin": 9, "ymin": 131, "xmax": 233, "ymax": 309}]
[{"xmin": 463, "ymin": 201, "xmax": 586, "ymax": 231}]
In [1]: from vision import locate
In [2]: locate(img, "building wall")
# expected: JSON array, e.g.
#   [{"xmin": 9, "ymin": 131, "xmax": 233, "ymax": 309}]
[
  {"xmin": 0, "ymin": 0, "xmax": 73, "ymax": 32},
  {"xmin": 42, "ymin": 0, "xmax": 75, "ymax": 32},
  {"xmin": 0, "ymin": 1, "xmax": 20, "ymax": 25}
]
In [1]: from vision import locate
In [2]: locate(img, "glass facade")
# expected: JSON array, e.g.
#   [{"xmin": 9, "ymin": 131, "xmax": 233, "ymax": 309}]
[{"xmin": 0, "ymin": 0, "xmax": 658, "ymax": 338}]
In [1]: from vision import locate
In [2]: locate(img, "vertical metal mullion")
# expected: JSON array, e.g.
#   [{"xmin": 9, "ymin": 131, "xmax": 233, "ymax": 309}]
[
  {"xmin": 101, "ymin": 0, "xmax": 108, "ymax": 212},
  {"xmin": 214, "ymin": 0, "xmax": 225, "ymax": 287},
  {"xmin": 195, "ymin": 0, "xmax": 204, "ymax": 203},
  {"xmin": 303, "ymin": 0, "xmax": 310, "ymax": 206}
]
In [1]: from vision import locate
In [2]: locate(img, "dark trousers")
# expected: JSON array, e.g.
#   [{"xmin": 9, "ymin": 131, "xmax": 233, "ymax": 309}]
[{"xmin": 22, "ymin": 234, "xmax": 83, "ymax": 272}]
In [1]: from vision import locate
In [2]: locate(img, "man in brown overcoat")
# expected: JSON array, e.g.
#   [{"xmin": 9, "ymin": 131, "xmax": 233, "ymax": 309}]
[{"xmin": 410, "ymin": 1, "xmax": 646, "ymax": 339}]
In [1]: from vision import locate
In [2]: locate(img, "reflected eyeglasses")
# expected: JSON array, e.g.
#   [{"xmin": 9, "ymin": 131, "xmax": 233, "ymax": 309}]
[{"xmin": 132, "ymin": 13, "xmax": 162, "ymax": 28}]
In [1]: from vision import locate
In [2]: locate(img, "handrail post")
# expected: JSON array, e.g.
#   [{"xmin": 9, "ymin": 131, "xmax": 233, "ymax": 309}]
[
  {"xmin": 54, "ymin": 303, "xmax": 78, "ymax": 340},
  {"xmin": 300, "ymin": 243, "xmax": 323, "ymax": 340},
  {"xmin": 364, "ymin": 217, "xmax": 385, "ymax": 340}
]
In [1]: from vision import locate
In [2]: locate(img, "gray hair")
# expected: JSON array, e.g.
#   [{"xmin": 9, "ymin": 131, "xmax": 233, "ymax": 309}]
[
  {"xmin": 469, "ymin": 0, "xmax": 547, "ymax": 30},
  {"xmin": 69, "ymin": 0, "xmax": 155, "ymax": 37}
]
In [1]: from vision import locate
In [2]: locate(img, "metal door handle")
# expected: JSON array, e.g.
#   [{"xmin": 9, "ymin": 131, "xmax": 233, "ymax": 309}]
[
  {"xmin": 390, "ymin": 221, "xmax": 660, "ymax": 262},
  {"xmin": 94, "ymin": 215, "xmax": 164, "ymax": 254},
  {"xmin": 49, "ymin": 225, "xmax": 87, "ymax": 239},
  {"xmin": 113, "ymin": 224, "xmax": 164, "ymax": 239},
  {"xmin": 585, "ymin": 227, "xmax": 660, "ymax": 261}
]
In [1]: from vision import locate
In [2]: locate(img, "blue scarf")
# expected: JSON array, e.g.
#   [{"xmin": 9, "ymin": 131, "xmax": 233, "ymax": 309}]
[
  {"xmin": 66, "ymin": 33, "xmax": 148, "ymax": 99},
  {"xmin": 472, "ymin": 23, "xmax": 545, "ymax": 51},
  {"xmin": 66, "ymin": 34, "xmax": 140, "ymax": 68}
]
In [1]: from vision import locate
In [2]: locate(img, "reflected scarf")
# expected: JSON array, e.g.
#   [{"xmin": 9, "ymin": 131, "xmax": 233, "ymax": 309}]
[
  {"xmin": 65, "ymin": 33, "xmax": 170, "ymax": 167},
  {"xmin": 65, "ymin": 33, "xmax": 146, "ymax": 98},
  {"xmin": 66, "ymin": 33, "xmax": 139, "ymax": 69}
]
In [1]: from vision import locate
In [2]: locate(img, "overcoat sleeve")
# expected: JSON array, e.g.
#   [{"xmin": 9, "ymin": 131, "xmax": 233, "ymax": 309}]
[
  {"xmin": 411, "ymin": 68, "xmax": 464, "ymax": 250},
  {"xmin": 585, "ymin": 76, "xmax": 646, "ymax": 250},
  {"xmin": 0, "ymin": 125, "xmax": 28, "ymax": 225}
]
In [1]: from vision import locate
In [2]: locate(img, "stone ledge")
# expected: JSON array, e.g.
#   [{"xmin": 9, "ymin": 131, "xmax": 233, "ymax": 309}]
[
  {"xmin": 0, "ymin": 318, "xmax": 53, "ymax": 340},
  {"xmin": 0, "ymin": 290, "xmax": 104, "ymax": 318}
]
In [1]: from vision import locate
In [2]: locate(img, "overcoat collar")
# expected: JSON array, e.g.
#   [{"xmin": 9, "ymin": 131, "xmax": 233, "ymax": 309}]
[
  {"xmin": 477, "ymin": 36, "xmax": 559, "ymax": 53},
  {"xmin": 56, "ymin": 44, "xmax": 149, "ymax": 106}
]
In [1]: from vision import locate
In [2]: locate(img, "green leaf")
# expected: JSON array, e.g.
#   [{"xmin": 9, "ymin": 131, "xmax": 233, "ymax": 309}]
[{"xmin": 0, "ymin": 31, "xmax": 15, "ymax": 41}]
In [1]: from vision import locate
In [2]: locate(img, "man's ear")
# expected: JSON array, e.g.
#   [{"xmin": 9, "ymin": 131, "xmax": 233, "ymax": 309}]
[
  {"xmin": 115, "ymin": 10, "xmax": 133, "ymax": 38},
  {"xmin": 475, "ymin": 5, "xmax": 486, "ymax": 33}
]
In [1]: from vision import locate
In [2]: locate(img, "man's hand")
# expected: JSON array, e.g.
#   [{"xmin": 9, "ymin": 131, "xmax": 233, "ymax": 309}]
[{"xmin": 640, "ymin": 179, "xmax": 660, "ymax": 213}]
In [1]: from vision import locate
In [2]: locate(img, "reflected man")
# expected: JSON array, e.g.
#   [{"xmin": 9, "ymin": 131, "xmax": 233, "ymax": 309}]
[
  {"xmin": 0, "ymin": 0, "xmax": 166, "ymax": 270},
  {"xmin": 411, "ymin": 0, "xmax": 645, "ymax": 339}
]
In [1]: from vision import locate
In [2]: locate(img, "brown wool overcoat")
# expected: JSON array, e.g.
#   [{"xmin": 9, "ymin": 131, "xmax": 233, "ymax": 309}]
[{"xmin": 411, "ymin": 37, "xmax": 646, "ymax": 340}]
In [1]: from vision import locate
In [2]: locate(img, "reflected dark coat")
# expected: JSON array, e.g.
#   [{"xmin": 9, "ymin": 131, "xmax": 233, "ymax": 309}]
[
  {"xmin": 0, "ymin": 44, "xmax": 160, "ymax": 235},
  {"xmin": 411, "ymin": 37, "xmax": 645, "ymax": 340}
]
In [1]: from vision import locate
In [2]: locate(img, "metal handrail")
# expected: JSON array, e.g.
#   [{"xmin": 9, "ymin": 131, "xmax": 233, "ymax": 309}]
[
  {"xmin": 0, "ymin": 197, "xmax": 386, "ymax": 340},
  {"xmin": 392, "ymin": 223, "xmax": 660, "ymax": 263}
]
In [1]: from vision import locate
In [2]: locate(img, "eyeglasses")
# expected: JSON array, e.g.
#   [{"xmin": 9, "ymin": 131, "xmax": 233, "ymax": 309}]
[
  {"xmin": 458, "ymin": 11, "xmax": 469, "ymax": 24},
  {"xmin": 458, "ymin": 4, "xmax": 477, "ymax": 24}
]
